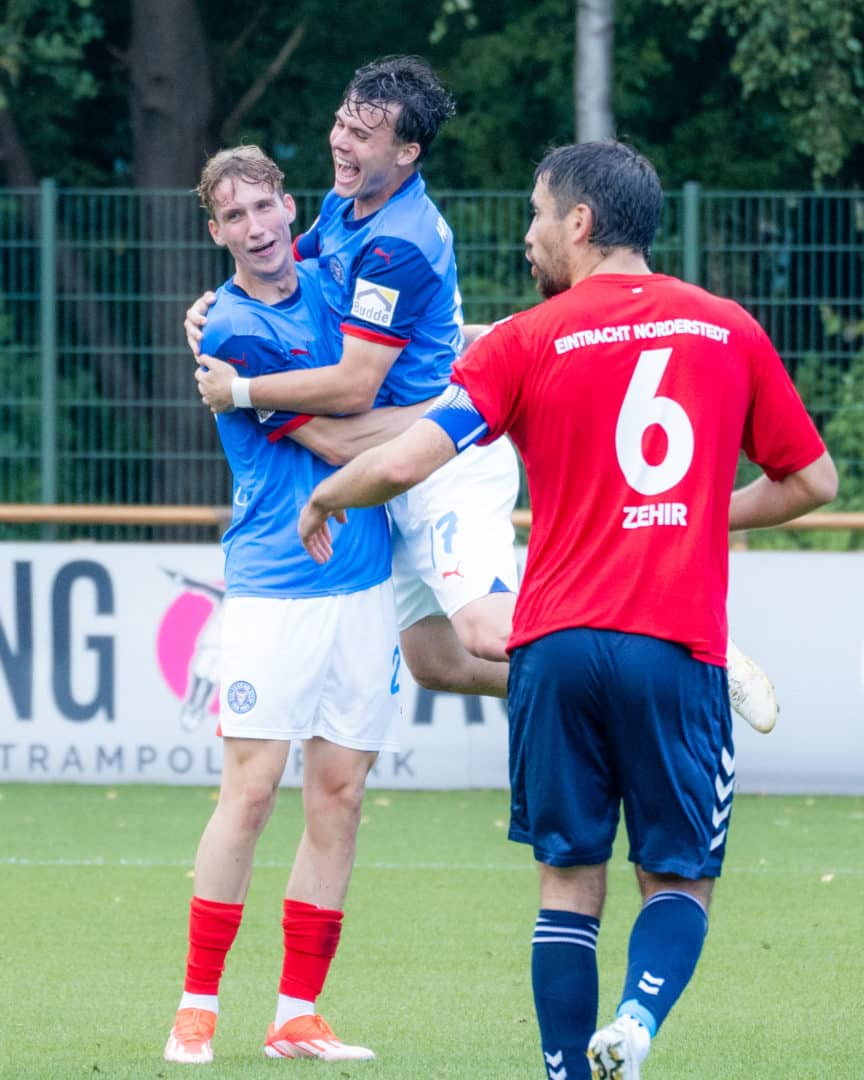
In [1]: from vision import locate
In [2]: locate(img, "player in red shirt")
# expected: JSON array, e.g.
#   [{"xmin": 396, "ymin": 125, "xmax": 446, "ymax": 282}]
[{"xmin": 297, "ymin": 140, "xmax": 837, "ymax": 1078}]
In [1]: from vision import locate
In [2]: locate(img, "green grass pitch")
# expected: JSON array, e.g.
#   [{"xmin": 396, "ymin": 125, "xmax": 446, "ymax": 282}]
[{"xmin": 1, "ymin": 784, "xmax": 861, "ymax": 1078}]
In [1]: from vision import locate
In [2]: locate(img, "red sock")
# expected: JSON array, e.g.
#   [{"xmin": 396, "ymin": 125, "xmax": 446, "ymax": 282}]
[
  {"xmin": 184, "ymin": 896, "xmax": 244, "ymax": 995},
  {"xmin": 280, "ymin": 899, "xmax": 344, "ymax": 1000}
]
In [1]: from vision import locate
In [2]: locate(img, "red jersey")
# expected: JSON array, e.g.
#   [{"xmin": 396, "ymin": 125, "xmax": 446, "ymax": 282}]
[{"xmin": 451, "ymin": 273, "xmax": 826, "ymax": 664}]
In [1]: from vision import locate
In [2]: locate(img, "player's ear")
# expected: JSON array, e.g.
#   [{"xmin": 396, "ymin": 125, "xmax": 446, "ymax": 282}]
[
  {"xmin": 282, "ymin": 193, "xmax": 296, "ymax": 223},
  {"xmin": 396, "ymin": 141, "xmax": 421, "ymax": 168},
  {"xmin": 207, "ymin": 218, "xmax": 226, "ymax": 246},
  {"xmin": 569, "ymin": 203, "xmax": 593, "ymax": 244}
]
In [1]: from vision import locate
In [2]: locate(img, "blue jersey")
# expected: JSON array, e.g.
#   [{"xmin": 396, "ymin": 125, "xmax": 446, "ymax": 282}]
[
  {"xmin": 295, "ymin": 173, "xmax": 463, "ymax": 406},
  {"xmin": 203, "ymin": 265, "xmax": 392, "ymax": 598}
]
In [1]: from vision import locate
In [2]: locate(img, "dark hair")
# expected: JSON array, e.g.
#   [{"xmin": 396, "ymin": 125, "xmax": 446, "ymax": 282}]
[
  {"xmin": 342, "ymin": 55, "xmax": 456, "ymax": 160},
  {"xmin": 534, "ymin": 141, "xmax": 664, "ymax": 258},
  {"xmin": 197, "ymin": 145, "xmax": 284, "ymax": 216}
]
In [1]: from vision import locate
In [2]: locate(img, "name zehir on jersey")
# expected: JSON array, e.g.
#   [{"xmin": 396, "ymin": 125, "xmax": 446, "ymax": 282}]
[
  {"xmin": 554, "ymin": 317, "xmax": 731, "ymax": 354},
  {"xmin": 622, "ymin": 502, "xmax": 687, "ymax": 530}
]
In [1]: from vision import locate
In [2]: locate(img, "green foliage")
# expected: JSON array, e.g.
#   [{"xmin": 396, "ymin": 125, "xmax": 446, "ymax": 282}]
[
  {"xmin": 664, "ymin": 0, "xmax": 864, "ymax": 183},
  {"xmin": 0, "ymin": 0, "xmax": 102, "ymax": 107},
  {"xmin": 744, "ymin": 301, "xmax": 864, "ymax": 552},
  {"xmin": 2, "ymin": 0, "xmax": 863, "ymax": 190},
  {"xmin": 434, "ymin": 0, "xmax": 574, "ymax": 187}
]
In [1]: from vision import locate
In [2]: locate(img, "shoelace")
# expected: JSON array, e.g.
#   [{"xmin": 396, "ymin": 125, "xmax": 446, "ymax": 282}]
[{"xmin": 174, "ymin": 1009, "xmax": 215, "ymax": 1042}]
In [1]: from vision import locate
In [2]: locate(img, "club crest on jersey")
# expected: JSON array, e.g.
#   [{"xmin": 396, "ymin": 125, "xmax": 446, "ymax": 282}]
[
  {"xmin": 227, "ymin": 679, "xmax": 257, "ymax": 713},
  {"xmin": 350, "ymin": 277, "xmax": 399, "ymax": 327},
  {"xmin": 328, "ymin": 256, "xmax": 345, "ymax": 286}
]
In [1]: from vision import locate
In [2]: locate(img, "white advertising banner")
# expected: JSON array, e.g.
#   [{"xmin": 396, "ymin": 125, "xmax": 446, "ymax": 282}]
[{"xmin": 0, "ymin": 543, "xmax": 862, "ymax": 793}]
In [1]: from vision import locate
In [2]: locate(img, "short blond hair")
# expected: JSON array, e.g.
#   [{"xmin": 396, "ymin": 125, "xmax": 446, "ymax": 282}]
[{"xmin": 196, "ymin": 146, "xmax": 285, "ymax": 216}]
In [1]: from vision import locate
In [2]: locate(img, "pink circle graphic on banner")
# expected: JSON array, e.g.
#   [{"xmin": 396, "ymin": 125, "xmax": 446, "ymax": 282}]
[{"xmin": 156, "ymin": 591, "xmax": 220, "ymax": 712}]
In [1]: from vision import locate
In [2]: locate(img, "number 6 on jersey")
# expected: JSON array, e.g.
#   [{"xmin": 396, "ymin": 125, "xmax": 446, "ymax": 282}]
[{"xmin": 615, "ymin": 347, "xmax": 694, "ymax": 496}]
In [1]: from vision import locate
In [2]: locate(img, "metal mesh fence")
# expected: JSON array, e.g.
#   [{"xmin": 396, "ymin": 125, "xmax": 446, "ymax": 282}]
[{"xmin": 1, "ymin": 184, "xmax": 862, "ymax": 541}]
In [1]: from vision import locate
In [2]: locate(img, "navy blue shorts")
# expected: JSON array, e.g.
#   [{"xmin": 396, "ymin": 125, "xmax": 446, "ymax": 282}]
[{"xmin": 507, "ymin": 628, "xmax": 735, "ymax": 878}]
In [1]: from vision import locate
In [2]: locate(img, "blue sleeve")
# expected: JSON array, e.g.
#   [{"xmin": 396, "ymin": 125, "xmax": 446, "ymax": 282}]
[
  {"xmin": 422, "ymin": 384, "xmax": 490, "ymax": 452},
  {"xmin": 294, "ymin": 223, "xmax": 320, "ymax": 262},
  {"xmin": 210, "ymin": 333, "xmax": 305, "ymax": 436},
  {"xmin": 342, "ymin": 236, "xmax": 440, "ymax": 343}
]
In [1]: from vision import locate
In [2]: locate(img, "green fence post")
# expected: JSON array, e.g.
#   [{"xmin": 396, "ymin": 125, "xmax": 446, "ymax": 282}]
[
  {"xmin": 39, "ymin": 178, "xmax": 57, "ymax": 516},
  {"xmin": 682, "ymin": 181, "xmax": 701, "ymax": 285}
]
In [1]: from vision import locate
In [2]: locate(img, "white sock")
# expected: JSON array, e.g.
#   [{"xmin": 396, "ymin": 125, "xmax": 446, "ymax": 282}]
[
  {"xmin": 178, "ymin": 991, "xmax": 219, "ymax": 1015},
  {"xmin": 619, "ymin": 1014, "xmax": 651, "ymax": 1064},
  {"xmin": 275, "ymin": 994, "xmax": 315, "ymax": 1027}
]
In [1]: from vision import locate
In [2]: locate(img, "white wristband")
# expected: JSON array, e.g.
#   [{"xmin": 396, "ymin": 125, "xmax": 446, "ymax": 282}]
[{"xmin": 231, "ymin": 377, "xmax": 253, "ymax": 409}]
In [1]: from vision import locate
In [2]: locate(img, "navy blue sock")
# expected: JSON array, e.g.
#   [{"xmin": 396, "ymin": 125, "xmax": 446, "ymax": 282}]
[
  {"xmin": 616, "ymin": 890, "xmax": 708, "ymax": 1036},
  {"xmin": 531, "ymin": 909, "xmax": 600, "ymax": 1080}
]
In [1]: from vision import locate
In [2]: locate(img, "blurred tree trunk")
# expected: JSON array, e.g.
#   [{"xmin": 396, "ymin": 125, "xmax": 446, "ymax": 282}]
[
  {"xmin": 0, "ymin": 106, "xmax": 34, "ymax": 186},
  {"xmin": 129, "ymin": 0, "xmax": 224, "ymax": 508},
  {"xmin": 129, "ymin": 0, "xmax": 213, "ymax": 187},
  {"xmin": 575, "ymin": 0, "xmax": 614, "ymax": 142}
]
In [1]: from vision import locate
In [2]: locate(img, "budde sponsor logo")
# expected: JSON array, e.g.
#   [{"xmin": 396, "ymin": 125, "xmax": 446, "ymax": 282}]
[{"xmin": 350, "ymin": 277, "xmax": 399, "ymax": 328}]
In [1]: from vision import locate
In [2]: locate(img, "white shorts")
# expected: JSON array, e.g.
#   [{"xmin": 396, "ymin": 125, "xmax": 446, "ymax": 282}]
[
  {"xmin": 218, "ymin": 581, "xmax": 401, "ymax": 750},
  {"xmin": 388, "ymin": 437, "xmax": 520, "ymax": 631}
]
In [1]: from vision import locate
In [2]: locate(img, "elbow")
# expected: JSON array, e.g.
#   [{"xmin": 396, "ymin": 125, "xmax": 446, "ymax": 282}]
[
  {"xmin": 816, "ymin": 472, "xmax": 839, "ymax": 507},
  {"xmin": 339, "ymin": 384, "xmax": 378, "ymax": 415},
  {"xmin": 316, "ymin": 445, "xmax": 350, "ymax": 467},
  {"xmin": 371, "ymin": 457, "xmax": 422, "ymax": 494},
  {"xmin": 811, "ymin": 454, "xmax": 840, "ymax": 508}
]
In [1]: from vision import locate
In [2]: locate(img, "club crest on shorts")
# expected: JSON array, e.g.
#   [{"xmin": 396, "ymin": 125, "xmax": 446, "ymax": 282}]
[{"xmin": 227, "ymin": 679, "xmax": 257, "ymax": 713}]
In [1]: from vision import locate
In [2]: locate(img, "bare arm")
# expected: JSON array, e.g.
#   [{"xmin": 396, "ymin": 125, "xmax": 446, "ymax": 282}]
[
  {"xmin": 289, "ymin": 399, "xmax": 434, "ymax": 466},
  {"xmin": 195, "ymin": 334, "xmax": 403, "ymax": 415},
  {"xmin": 299, "ymin": 419, "xmax": 457, "ymax": 563},
  {"xmin": 462, "ymin": 323, "xmax": 489, "ymax": 348},
  {"xmin": 729, "ymin": 450, "xmax": 838, "ymax": 531}
]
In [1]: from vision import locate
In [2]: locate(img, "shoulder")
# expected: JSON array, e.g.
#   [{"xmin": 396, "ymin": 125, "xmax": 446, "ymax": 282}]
[
  {"xmin": 377, "ymin": 175, "xmax": 452, "ymax": 248},
  {"xmin": 203, "ymin": 287, "xmax": 286, "ymax": 358}
]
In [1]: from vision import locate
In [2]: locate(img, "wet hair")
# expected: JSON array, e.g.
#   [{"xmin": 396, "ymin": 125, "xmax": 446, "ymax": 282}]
[
  {"xmin": 534, "ymin": 141, "xmax": 664, "ymax": 258},
  {"xmin": 341, "ymin": 55, "xmax": 456, "ymax": 160},
  {"xmin": 196, "ymin": 145, "xmax": 284, "ymax": 217}
]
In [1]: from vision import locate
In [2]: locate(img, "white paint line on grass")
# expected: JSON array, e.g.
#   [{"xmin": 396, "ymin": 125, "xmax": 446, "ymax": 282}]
[{"xmin": 1, "ymin": 856, "xmax": 863, "ymax": 875}]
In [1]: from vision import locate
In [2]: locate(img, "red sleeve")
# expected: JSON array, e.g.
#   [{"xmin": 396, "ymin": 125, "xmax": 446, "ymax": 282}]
[
  {"xmin": 742, "ymin": 321, "xmax": 826, "ymax": 479},
  {"xmin": 451, "ymin": 317, "xmax": 522, "ymax": 443}
]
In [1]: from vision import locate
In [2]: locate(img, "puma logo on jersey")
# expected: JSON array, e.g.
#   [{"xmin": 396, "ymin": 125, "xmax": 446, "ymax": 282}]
[
  {"xmin": 373, "ymin": 246, "xmax": 392, "ymax": 264},
  {"xmin": 622, "ymin": 502, "xmax": 688, "ymax": 529}
]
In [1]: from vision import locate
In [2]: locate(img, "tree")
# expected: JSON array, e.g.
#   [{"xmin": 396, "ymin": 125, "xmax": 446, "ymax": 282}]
[
  {"xmin": 663, "ymin": 0, "xmax": 864, "ymax": 183},
  {"xmin": 127, "ymin": 0, "xmax": 212, "ymax": 187},
  {"xmin": 0, "ymin": 0, "xmax": 103, "ymax": 185}
]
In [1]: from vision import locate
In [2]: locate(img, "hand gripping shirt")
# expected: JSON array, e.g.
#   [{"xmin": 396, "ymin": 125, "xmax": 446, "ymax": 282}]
[
  {"xmin": 294, "ymin": 172, "xmax": 463, "ymax": 406},
  {"xmin": 451, "ymin": 273, "xmax": 827, "ymax": 664},
  {"xmin": 202, "ymin": 264, "xmax": 391, "ymax": 598}
]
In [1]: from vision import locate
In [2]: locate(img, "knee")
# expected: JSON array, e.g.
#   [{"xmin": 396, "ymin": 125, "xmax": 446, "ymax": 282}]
[
  {"xmin": 406, "ymin": 653, "xmax": 456, "ymax": 692},
  {"xmin": 453, "ymin": 616, "xmax": 509, "ymax": 663},
  {"xmin": 222, "ymin": 776, "xmax": 279, "ymax": 834},
  {"xmin": 303, "ymin": 774, "xmax": 368, "ymax": 844},
  {"xmin": 451, "ymin": 596, "xmax": 514, "ymax": 662}
]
